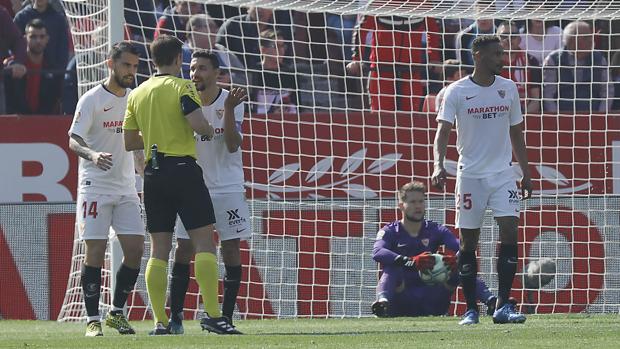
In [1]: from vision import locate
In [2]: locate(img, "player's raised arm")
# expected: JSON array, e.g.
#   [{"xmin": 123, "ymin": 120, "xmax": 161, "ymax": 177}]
[{"xmin": 223, "ymin": 87, "xmax": 246, "ymax": 153}]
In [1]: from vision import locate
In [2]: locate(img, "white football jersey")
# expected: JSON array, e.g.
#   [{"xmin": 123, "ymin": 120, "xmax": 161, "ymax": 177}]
[
  {"xmin": 68, "ymin": 84, "xmax": 136, "ymax": 195},
  {"xmin": 437, "ymin": 75, "xmax": 523, "ymax": 178},
  {"xmin": 195, "ymin": 89, "xmax": 245, "ymax": 194}
]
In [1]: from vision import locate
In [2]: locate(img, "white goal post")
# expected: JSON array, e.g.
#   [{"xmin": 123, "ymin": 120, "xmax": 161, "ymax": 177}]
[{"xmin": 57, "ymin": 0, "xmax": 620, "ymax": 322}]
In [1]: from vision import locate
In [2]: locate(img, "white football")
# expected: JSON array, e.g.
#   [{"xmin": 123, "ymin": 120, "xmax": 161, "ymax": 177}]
[{"xmin": 419, "ymin": 253, "xmax": 450, "ymax": 285}]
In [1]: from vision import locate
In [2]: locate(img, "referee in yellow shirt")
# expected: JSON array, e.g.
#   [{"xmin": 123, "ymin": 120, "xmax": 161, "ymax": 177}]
[{"xmin": 123, "ymin": 35, "xmax": 233, "ymax": 335}]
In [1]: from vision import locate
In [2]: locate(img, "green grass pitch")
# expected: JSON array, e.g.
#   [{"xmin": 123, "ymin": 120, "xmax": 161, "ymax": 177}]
[{"xmin": 1, "ymin": 315, "xmax": 619, "ymax": 348}]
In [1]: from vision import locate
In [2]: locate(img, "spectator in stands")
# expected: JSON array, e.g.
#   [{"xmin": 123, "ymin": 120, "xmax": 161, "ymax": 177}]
[
  {"xmin": 0, "ymin": 0, "xmax": 21, "ymax": 17},
  {"xmin": 347, "ymin": 15, "xmax": 442, "ymax": 112},
  {"xmin": 543, "ymin": 21, "xmax": 614, "ymax": 113},
  {"xmin": 251, "ymin": 29, "xmax": 297, "ymax": 115},
  {"xmin": 182, "ymin": 14, "xmax": 246, "ymax": 87},
  {"xmin": 13, "ymin": 0, "xmax": 69, "ymax": 76},
  {"xmin": 428, "ymin": 59, "xmax": 468, "ymax": 113},
  {"xmin": 326, "ymin": 12, "xmax": 357, "ymax": 60},
  {"xmin": 519, "ymin": 19, "xmax": 562, "ymax": 64},
  {"xmin": 455, "ymin": 18, "xmax": 496, "ymax": 67},
  {"xmin": 217, "ymin": 6, "xmax": 292, "ymax": 70},
  {"xmin": 154, "ymin": 0, "xmax": 203, "ymax": 42},
  {"xmin": 498, "ymin": 21, "xmax": 542, "ymax": 114},
  {"xmin": 5, "ymin": 18, "xmax": 62, "ymax": 114},
  {"xmin": 0, "ymin": 5, "xmax": 27, "ymax": 114},
  {"xmin": 124, "ymin": 0, "xmax": 158, "ymax": 42}
]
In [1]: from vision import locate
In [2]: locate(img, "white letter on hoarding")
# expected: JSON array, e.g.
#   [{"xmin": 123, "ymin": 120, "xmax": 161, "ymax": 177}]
[{"xmin": 0, "ymin": 143, "xmax": 72, "ymax": 202}]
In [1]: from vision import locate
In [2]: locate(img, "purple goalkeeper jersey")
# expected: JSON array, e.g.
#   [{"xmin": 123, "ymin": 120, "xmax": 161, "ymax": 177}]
[{"xmin": 372, "ymin": 220, "xmax": 460, "ymax": 265}]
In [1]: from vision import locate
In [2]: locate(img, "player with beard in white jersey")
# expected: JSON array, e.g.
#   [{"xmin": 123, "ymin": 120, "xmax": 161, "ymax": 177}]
[
  {"xmin": 167, "ymin": 50, "xmax": 246, "ymax": 335},
  {"xmin": 432, "ymin": 35, "xmax": 532, "ymax": 326},
  {"xmin": 68, "ymin": 42, "xmax": 144, "ymax": 337}
]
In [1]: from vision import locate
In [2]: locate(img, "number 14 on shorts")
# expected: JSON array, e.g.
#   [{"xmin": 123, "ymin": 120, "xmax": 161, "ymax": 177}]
[{"xmin": 82, "ymin": 201, "xmax": 99, "ymax": 218}]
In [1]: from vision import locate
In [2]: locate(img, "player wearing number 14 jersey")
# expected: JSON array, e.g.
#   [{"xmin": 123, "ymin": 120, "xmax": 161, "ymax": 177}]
[
  {"xmin": 68, "ymin": 42, "xmax": 144, "ymax": 336},
  {"xmin": 432, "ymin": 35, "xmax": 532, "ymax": 325}
]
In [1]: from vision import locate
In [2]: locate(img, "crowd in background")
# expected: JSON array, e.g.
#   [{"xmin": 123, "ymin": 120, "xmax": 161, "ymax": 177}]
[{"xmin": 2, "ymin": 0, "xmax": 620, "ymax": 116}]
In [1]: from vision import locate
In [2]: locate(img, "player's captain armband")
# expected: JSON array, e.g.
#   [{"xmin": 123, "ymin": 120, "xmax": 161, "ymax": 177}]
[{"xmin": 376, "ymin": 230, "xmax": 385, "ymax": 240}]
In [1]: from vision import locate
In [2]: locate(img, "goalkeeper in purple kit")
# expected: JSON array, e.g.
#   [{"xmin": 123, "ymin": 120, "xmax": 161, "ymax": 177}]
[{"xmin": 371, "ymin": 181, "xmax": 496, "ymax": 317}]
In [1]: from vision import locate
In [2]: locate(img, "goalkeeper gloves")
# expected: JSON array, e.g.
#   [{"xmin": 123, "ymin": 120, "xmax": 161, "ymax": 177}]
[
  {"xmin": 441, "ymin": 254, "xmax": 457, "ymax": 272},
  {"xmin": 394, "ymin": 252, "xmax": 435, "ymax": 271},
  {"xmin": 410, "ymin": 252, "xmax": 435, "ymax": 272}
]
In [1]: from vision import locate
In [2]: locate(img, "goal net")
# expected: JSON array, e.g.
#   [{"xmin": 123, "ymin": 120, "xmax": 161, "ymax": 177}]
[{"xmin": 57, "ymin": 0, "xmax": 620, "ymax": 321}]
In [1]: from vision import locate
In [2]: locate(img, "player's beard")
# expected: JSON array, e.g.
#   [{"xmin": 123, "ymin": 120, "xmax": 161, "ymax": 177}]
[
  {"xmin": 493, "ymin": 62, "xmax": 504, "ymax": 75},
  {"xmin": 193, "ymin": 79, "xmax": 206, "ymax": 91},
  {"xmin": 114, "ymin": 74, "xmax": 134, "ymax": 88},
  {"xmin": 405, "ymin": 212, "xmax": 424, "ymax": 223}
]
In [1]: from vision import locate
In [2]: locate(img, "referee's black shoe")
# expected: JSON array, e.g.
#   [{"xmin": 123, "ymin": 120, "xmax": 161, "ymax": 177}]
[{"xmin": 200, "ymin": 316, "xmax": 242, "ymax": 334}]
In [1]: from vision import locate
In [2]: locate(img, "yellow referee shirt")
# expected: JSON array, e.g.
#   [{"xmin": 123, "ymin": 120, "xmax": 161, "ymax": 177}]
[{"xmin": 123, "ymin": 74, "xmax": 202, "ymax": 160}]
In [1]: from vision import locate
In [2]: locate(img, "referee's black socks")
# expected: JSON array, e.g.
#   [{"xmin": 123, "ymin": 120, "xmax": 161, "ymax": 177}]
[{"xmin": 497, "ymin": 244, "xmax": 518, "ymax": 307}]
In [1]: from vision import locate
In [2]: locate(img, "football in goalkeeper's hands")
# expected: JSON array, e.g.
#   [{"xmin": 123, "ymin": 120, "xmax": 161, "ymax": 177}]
[{"xmin": 419, "ymin": 253, "xmax": 450, "ymax": 285}]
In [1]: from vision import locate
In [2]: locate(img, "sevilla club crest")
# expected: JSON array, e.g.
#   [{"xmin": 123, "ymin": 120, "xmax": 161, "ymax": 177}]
[{"xmin": 497, "ymin": 90, "xmax": 506, "ymax": 98}]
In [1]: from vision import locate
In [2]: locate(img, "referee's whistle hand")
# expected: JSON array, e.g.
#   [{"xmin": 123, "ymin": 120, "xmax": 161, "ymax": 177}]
[{"xmin": 93, "ymin": 152, "xmax": 113, "ymax": 171}]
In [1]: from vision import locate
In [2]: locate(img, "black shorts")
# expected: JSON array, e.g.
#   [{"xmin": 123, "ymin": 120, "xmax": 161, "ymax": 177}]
[{"xmin": 143, "ymin": 155, "xmax": 216, "ymax": 233}]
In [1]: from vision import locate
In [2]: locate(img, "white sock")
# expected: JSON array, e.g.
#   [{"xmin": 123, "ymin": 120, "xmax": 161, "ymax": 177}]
[{"xmin": 87, "ymin": 315, "xmax": 100, "ymax": 323}]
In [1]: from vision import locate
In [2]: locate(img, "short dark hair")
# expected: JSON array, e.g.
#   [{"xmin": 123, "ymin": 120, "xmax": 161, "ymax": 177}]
[
  {"xmin": 150, "ymin": 34, "xmax": 183, "ymax": 67},
  {"xmin": 398, "ymin": 181, "xmax": 426, "ymax": 202},
  {"xmin": 443, "ymin": 59, "xmax": 463, "ymax": 80},
  {"xmin": 471, "ymin": 35, "xmax": 501, "ymax": 54},
  {"xmin": 25, "ymin": 18, "xmax": 46, "ymax": 32},
  {"xmin": 108, "ymin": 41, "xmax": 141, "ymax": 61},
  {"xmin": 191, "ymin": 49, "xmax": 219, "ymax": 69},
  {"xmin": 259, "ymin": 29, "xmax": 284, "ymax": 47}
]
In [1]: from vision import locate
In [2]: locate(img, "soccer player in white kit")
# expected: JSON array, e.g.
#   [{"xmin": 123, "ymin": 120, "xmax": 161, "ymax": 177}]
[
  {"xmin": 168, "ymin": 50, "xmax": 248, "ymax": 335},
  {"xmin": 431, "ymin": 35, "xmax": 532, "ymax": 325},
  {"xmin": 68, "ymin": 42, "xmax": 145, "ymax": 336}
]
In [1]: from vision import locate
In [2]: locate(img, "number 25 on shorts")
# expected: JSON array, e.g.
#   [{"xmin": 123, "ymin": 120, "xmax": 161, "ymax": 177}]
[{"xmin": 457, "ymin": 193, "xmax": 472, "ymax": 210}]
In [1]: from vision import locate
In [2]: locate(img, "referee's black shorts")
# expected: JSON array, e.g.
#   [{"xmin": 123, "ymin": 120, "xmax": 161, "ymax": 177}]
[{"xmin": 143, "ymin": 155, "xmax": 216, "ymax": 233}]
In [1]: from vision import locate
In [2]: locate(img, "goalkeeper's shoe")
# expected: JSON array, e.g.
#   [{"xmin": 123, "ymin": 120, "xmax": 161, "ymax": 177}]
[
  {"xmin": 85, "ymin": 320, "xmax": 103, "ymax": 337},
  {"xmin": 492, "ymin": 303, "xmax": 526, "ymax": 324},
  {"xmin": 485, "ymin": 296, "xmax": 497, "ymax": 316},
  {"xmin": 458, "ymin": 309, "xmax": 479, "ymax": 325},
  {"xmin": 200, "ymin": 316, "xmax": 242, "ymax": 335},
  {"xmin": 371, "ymin": 299, "xmax": 389, "ymax": 318},
  {"xmin": 105, "ymin": 311, "xmax": 135, "ymax": 334},
  {"xmin": 167, "ymin": 313, "xmax": 184, "ymax": 335},
  {"xmin": 148, "ymin": 322, "xmax": 170, "ymax": 336}
]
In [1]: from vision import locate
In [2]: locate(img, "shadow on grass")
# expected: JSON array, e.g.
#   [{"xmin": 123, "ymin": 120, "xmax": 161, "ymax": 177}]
[{"xmin": 253, "ymin": 329, "xmax": 442, "ymax": 336}]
